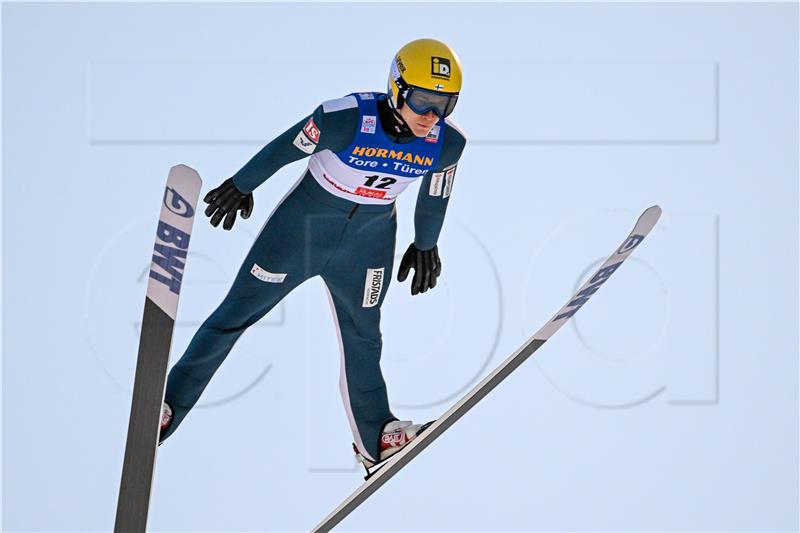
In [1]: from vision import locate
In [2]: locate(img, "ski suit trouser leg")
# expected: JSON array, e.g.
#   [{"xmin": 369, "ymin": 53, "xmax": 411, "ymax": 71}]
[
  {"xmin": 162, "ymin": 173, "xmax": 399, "ymax": 461},
  {"xmin": 162, "ymin": 179, "xmax": 322, "ymax": 441},
  {"xmin": 321, "ymin": 200, "xmax": 399, "ymax": 463}
]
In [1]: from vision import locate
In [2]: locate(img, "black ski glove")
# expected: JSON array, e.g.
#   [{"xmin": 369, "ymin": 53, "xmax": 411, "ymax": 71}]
[
  {"xmin": 203, "ymin": 178, "xmax": 254, "ymax": 230},
  {"xmin": 397, "ymin": 244, "xmax": 442, "ymax": 295}
]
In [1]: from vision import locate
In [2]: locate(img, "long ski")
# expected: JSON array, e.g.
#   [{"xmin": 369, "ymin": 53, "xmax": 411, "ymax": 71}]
[
  {"xmin": 312, "ymin": 205, "xmax": 662, "ymax": 532},
  {"xmin": 115, "ymin": 165, "xmax": 202, "ymax": 532}
]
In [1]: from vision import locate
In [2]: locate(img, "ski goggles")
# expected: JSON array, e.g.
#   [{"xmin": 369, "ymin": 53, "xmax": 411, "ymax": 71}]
[{"xmin": 404, "ymin": 86, "xmax": 459, "ymax": 118}]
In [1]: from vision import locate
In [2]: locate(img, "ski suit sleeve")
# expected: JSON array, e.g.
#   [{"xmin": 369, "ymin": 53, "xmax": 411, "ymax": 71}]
[
  {"xmin": 230, "ymin": 102, "xmax": 356, "ymax": 194},
  {"xmin": 413, "ymin": 122, "xmax": 467, "ymax": 251}
]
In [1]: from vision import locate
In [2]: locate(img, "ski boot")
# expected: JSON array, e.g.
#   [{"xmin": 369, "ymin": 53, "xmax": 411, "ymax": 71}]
[
  {"xmin": 157, "ymin": 401, "xmax": 173, "ymax": 446},
  {"xmin": 353, "ymin": 419, "xmax": 435, "ymax": 480}
]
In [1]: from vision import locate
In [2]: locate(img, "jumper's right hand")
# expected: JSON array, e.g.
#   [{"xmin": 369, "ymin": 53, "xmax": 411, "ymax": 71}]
[{"xmin": 203, "ymin": 178, "xmax": 254, "ymax": 230}]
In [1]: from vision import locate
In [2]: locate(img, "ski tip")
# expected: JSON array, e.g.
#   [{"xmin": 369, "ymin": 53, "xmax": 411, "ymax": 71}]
[
  {"xmin": 638, "ymin": 205, "xmax": 662, "ymax": 224},
  {"xmin": 650, "ymin": 205, "xmax": 662, "ymax": 221},
  {"xmin": 170, "ymin": 163, "xmax": 196, "ymax": 173},
  {"xmin": 169, "ymin": 164, "xmax": 203, "ymax": 186},
  {"xmin": 629, "ymin": 205, "xmax": 662, "ymax": 237}
]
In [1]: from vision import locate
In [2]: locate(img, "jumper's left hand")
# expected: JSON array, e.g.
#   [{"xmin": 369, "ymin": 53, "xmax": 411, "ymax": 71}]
[{"xmin": 397, "ymin": 244, "xmax": 441, "ymax": 295}]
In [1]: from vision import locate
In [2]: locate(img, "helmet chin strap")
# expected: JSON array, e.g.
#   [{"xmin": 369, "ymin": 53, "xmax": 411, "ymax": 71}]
[
  {"xmin": 391, "ymin": 106, "xmax": 413, "ymax": 132},
  {"xmin": 379, "ymin": 97, "xmax": 414, "ymax": 137}
]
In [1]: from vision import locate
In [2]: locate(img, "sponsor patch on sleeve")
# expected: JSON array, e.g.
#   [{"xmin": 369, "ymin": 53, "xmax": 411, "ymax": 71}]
[
  {"xmin": 303, "ymin": 117, "xmax": 321, "ymax": 143},
  {"xmin": 443, "ymin": 166, "xmax": 456, "ymax": 198},
  {"xmin": 293, "ymin": 131, "xmax": 316, "ymax": 154},
  {"xmin": 358, "ymin": 92, "xmax": 375, "ymax": 100},
  {"xmin": 429, "ymin": 171, "xmax": 444, "ymax": 196}
]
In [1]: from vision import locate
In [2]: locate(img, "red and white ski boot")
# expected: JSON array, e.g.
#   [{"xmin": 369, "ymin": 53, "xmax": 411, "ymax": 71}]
[
  {"xmin": 353, "ymin": 420, "xmax": 435, "ymax": 479},
  {"xmin": 158, "ymin": 402, "xmax": 173, "ymax": 445}
]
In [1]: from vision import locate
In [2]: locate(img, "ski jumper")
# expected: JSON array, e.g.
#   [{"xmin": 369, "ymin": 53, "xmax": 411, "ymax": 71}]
[{"xmin": 161, "ymin": 92, "xmax": 467, "ymax": 462}]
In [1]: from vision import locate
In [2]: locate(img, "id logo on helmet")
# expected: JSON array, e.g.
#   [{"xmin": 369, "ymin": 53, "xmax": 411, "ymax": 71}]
[{"xmin": 431, "ymin": 57, "xmax": 451, "ymax": 79}]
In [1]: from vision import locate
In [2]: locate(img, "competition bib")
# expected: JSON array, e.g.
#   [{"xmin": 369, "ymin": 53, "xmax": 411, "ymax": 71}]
[{"xmin": 308, "ymin": 92, "xmax": 445, "ymax": 205}]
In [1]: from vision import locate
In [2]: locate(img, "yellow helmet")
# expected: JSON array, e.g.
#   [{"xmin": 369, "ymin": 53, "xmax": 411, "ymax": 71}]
[{"xmin": 388, "ymin": 38, "xmax": 462, "ymax": 118}]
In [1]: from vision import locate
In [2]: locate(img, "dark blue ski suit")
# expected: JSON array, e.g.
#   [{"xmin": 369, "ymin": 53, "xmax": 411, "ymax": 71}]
[{"xmin": 161, "ymin": 92, "xmax": 466, "ymax": 461}]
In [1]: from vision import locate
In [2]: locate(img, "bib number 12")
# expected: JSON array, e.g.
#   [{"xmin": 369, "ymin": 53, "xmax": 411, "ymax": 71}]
[{"xmin": 363, "ymin": 175, "xmax": 396, "ymax": 189}]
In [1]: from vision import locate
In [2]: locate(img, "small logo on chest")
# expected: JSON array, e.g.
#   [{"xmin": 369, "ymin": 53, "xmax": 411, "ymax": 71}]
[
  {"xmin": 425, "ymin": 125, "xmax": 441, "ymax": 143},
  {"xmin": 361, "ymin": 115, "xmax": 377, "ymax": 134}
]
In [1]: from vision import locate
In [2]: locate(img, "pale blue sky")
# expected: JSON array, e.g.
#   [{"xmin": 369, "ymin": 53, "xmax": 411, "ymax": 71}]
[{"xmin": 2, "ymin": 2, "xmax": 798, "ymax": 531}]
